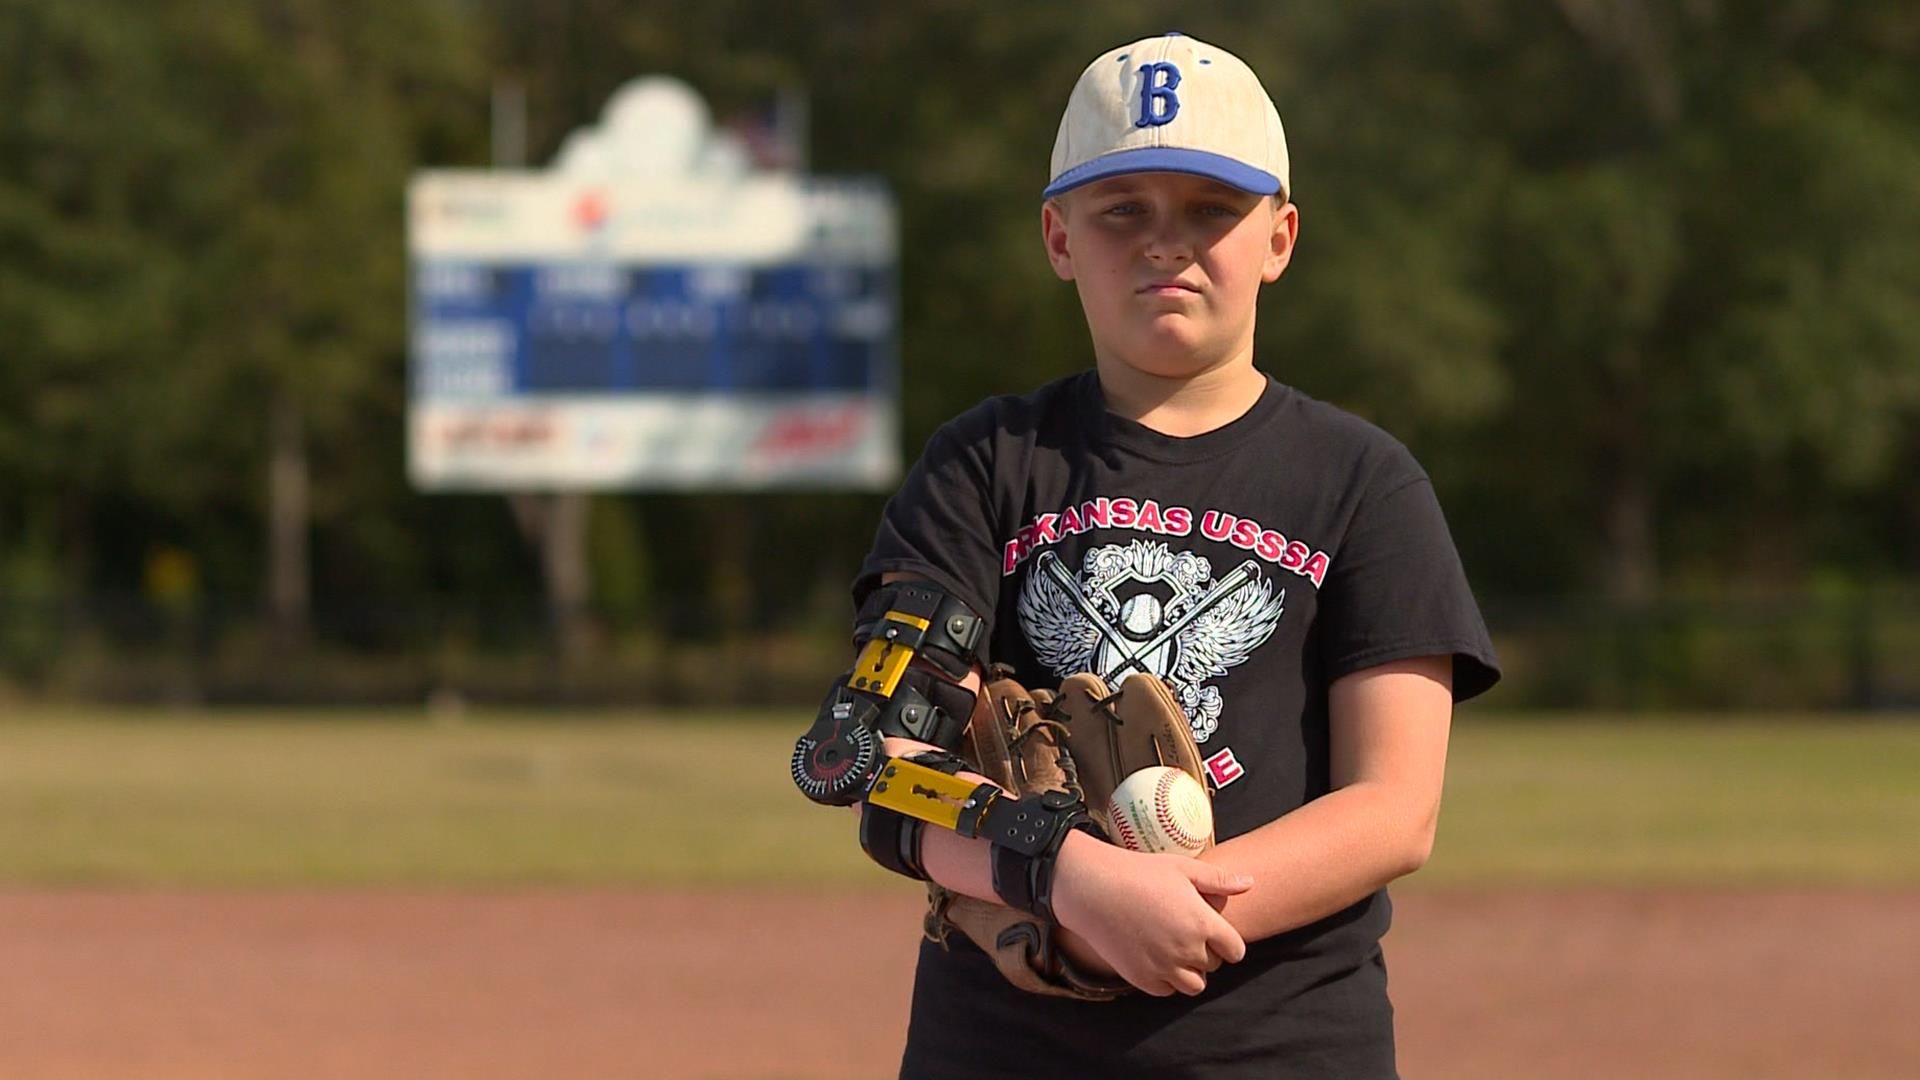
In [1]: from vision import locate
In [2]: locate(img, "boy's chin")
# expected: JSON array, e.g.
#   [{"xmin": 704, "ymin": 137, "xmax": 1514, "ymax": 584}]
[
  {"xmin": 1107, "ymin": 354, "xmax": 1227, "ymax": 381},
  {"xmin": 1106, "ymin": 334, "xmax": 1233, "ymax": 380}
]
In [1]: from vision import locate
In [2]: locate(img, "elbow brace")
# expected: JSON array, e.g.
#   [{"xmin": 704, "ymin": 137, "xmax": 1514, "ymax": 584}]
[
  {"xmin": 791, "ymin": 581, "xmax": 986, "ymax": 807},
  {"xmin": 792, "ymin": 583, "xmax": 1091, "ymax": 913}
]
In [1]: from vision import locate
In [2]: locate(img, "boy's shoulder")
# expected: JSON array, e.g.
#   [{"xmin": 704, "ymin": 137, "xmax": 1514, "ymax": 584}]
[
  {"xmin": 1271, "ymin": 381, "xmax": 1427, "ymax": 479},
  {"xmin": 1259, "ymin": 389, "xmax": 1440, "ymax": 515}
]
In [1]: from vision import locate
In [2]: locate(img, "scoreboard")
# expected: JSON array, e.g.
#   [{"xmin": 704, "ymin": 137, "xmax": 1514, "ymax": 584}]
[{"xmin": 407, "ymin": 160, "xmax": 899, "ymax": 490}]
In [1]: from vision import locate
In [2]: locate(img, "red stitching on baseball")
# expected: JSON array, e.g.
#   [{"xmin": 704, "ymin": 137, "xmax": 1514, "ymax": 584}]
[
  {"xmin": 1155, "ymin": 770, "xmax": 1205, "ymax": 849},
  {"xmin": 1111, "ymin": 807, "xmax": 1139, "ymax": 850}
]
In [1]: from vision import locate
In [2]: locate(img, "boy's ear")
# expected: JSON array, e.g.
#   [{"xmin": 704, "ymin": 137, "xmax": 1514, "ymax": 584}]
[
  {"xmin": 1041, "ymin": 198, "xmax": 1075, "ymax": 281},
  {"xmin": 1262, "ymin": 200, "xmax": 1300, "ymax": 283}
]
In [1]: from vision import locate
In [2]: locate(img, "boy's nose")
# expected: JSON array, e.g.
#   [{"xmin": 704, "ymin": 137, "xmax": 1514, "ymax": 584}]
[{"xmin": 1143, "ymin": 232, "xmax": 1194, "ymax": 266}]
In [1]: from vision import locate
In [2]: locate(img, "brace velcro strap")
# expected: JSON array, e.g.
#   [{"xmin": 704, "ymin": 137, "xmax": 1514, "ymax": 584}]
[
  {"xmin": 867, "ymin": 677, "xmax": 940, "ymax": 743},
  {"xmin": 991, "ymin": 842, "xmax": 1040, "ymax": 916},
  {"xmin": 854, "ymin": 582, "xmax": 986, "ymax": 682},
  {"xmin": 875, "ymin": 668, "xmax": 971, "ymax": 750},
  {"xmin": 859, "ymin": 806, "xmax": 928, "ymax": 880},
  {"xmin": 1033, "ymin": 816, "xmax": 1106, "ymax": 923},
  {"xmin": 981, "ymin": 791, "xmax": 1095, "ymax": 922},
  {"xmin": 991, "ymin": 814, "xmax": 1097, "ymax": 923}
]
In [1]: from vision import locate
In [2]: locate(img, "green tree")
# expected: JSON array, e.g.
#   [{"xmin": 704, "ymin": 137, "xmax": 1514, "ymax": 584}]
[
  {"xmin": 1463, "ymin": 1, "xmax": 1920, "ymax": 595},
  {"xmin": 0, "ymin": 0, "xmax": 485, "ymax": 636}
]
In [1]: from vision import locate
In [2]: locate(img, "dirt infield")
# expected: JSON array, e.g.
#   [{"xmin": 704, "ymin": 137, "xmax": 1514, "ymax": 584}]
[{"xmin": 0, "ymin": 889, "xmax": 1912, "ymax": 1079}]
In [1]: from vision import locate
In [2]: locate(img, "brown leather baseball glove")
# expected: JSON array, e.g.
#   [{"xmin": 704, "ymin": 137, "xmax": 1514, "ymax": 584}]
[{"xmin": 923, "ymin": 666, "xmax": 1213, "ymax": 1000}]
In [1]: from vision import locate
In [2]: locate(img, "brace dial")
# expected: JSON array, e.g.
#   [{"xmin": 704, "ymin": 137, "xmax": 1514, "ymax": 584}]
[{"xmin": 791, "ymin": 698, "xmax": 883, "ymax": 804}]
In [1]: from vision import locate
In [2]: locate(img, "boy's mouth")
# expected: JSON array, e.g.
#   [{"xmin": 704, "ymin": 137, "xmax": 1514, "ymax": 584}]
[{"xmin": 1138, "ymin": 279, "xmax": 1201, "ymax": 295}]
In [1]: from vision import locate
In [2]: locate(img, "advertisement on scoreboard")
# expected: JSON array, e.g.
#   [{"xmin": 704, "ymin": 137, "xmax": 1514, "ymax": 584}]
[{"xmin": 407, "ymin": 77, "xmax": 898, "ymax": 491}]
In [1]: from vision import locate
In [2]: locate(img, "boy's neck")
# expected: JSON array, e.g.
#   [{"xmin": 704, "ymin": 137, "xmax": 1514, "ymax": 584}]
[{"xmin": 1093, "ymin": 352, "xmax": 1268, "ymax": 438}]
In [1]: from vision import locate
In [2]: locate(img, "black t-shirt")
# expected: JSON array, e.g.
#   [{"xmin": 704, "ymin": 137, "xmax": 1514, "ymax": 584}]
[{"xmin": 856, "ymin": 370, "xmax": 1500, "ymax": 1079}]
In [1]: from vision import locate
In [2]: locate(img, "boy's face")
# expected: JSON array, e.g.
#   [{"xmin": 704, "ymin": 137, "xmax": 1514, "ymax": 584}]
[{"xmin": 1042, "ymin": 172, "xmax": 1298, "ymax": 379}]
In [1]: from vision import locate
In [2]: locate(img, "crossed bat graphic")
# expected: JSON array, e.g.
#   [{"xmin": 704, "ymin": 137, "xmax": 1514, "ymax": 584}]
[{"xmin": 1035, "ymin": 550, "xmax": 1261, "ymax": 683}]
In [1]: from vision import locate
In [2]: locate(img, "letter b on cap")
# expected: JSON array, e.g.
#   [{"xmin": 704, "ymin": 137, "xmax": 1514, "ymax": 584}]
[{"xmin": 1135, "ymin": 62, "xmax": 1180, "ymax": 128}]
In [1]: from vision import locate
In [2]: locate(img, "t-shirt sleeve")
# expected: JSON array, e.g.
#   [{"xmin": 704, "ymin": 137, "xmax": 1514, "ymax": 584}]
[
  {"xmin": 853, "ymin": 416, "xmax": 1004, "ymax": 657},
  {"xmin": 1317, "ymin": 463, "xmax": 1501, "ymax": 702}
]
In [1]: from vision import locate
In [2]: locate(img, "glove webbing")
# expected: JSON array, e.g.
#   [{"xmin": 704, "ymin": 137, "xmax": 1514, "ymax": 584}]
[{"xmin": 1008, "ymin": 708, "xmax": 1084, "ymax": 806}]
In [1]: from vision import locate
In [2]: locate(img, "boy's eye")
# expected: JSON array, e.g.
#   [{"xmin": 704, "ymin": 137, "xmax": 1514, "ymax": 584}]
[{"xmin": 1094, "ymin": 199, "xmax": 1241, "ymax": 219}]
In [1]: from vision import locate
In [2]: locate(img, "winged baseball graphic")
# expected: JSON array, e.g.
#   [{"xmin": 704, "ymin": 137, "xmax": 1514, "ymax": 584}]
[{"xmin": 1018, "ymin": 540, "xmax": 1285, "ymax": 742}]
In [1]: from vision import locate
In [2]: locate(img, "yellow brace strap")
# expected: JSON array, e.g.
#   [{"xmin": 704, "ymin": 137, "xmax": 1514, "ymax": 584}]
[
  {"xmin": 848, "ymin": 610, "xmax": 930, "ymax": 698},
  {"xmin": 865, "ymin": 755, "xmax": 996, "ymax": 832}
]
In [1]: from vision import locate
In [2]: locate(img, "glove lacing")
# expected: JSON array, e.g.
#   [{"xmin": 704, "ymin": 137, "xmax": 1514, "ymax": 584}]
[{"xmin": 1010, "ymin": 697, "xmax": 1084, "ymax": 805}]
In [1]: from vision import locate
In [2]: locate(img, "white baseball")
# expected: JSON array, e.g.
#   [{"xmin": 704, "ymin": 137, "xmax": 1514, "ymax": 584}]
[{"xmin": 1105, "ymin": 766, "xmax": 1213, "ymax": 856}]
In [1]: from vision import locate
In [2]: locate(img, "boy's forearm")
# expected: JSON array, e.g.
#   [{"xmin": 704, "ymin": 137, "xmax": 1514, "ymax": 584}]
[
  {"xmin": 1198, "ymin": 781, "xmax": 1432, "ymax": 943},
  {"xmin": 865, "ymin": 743, "xmax": 1431, "ymax": 947},
  {"xmin": 915, "ymin": 819, "xmax": 1001, "ymax": 901}
]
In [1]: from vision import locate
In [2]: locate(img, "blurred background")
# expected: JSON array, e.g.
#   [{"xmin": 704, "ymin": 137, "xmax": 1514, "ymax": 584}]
[
  {"xmin": 0, "ymin": 2, "xmax": 1915, "ymax": 1078},
  {"xmin": 5, "ymin": 0, "xmax": 1918, "ymax": 710}
]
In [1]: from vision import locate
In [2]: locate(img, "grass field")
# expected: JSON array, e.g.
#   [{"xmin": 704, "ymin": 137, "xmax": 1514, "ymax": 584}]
[{"xmin": 1, "ymin": 706, "xmax": 1915, "ymax": 888}]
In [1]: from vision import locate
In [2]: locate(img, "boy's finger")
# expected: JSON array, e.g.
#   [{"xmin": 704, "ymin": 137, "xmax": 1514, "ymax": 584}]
[
  {"xmin": 1205, "ymin": 916, "xmax": 1248, "ymax": 964},
  {"xmin": 1131, "ymin": 974, "xmax": 1176, "ymax": 998},
  {"xmin": 1169, "ymin": 968, "xmax": 1208, "ymax": 997},
  {"xmin": 1182, "ymin": 861, "xmax": 1255, "ymax": 895}
]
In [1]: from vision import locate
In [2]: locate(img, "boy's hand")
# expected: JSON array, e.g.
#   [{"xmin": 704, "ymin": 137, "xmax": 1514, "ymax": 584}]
[{"xmin": 1049, "ymin": 830, "xmax": 1252, "ymax": 997}]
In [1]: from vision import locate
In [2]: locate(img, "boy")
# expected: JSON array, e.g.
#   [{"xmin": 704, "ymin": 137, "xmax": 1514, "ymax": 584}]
[{"xmin": 847, "ymin": 32, "xmax": 1499, "ymax": 1077}]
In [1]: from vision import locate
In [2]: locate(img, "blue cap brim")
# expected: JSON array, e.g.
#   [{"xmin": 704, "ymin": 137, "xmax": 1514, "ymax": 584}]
[{"xmin": 1042, "ymin": 147, "xmax": 1281, "ymax": 200}]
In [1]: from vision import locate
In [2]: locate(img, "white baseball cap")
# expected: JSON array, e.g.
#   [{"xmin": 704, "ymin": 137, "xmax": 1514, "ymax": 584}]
[{"xmin": 1044, "ymin": 32, "xmax": 1289, "ymax": 202}]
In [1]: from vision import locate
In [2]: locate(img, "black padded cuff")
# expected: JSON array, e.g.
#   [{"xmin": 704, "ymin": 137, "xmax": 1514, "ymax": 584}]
[
  {"xmin": 859, "ymin": 805, "xmax": 928, "ymax": 880},
  {"xmin": 854, "ymin": 582, "xmax": 986, "ymax": 681},
  {"xmin": 1030, "ymin": 817, "xmax": 1105, "ymax": 924},
  {"xmin": 982, "ymin": 791, "xmax": 1094, "ymax": 922},
  {"xmin": 991, "ymin": 842, "xmax": 1038, "ymax": 914},
  {"xmin": 979, "ymin": 790, "xmax": 1088, "ymax": 856},
  {"xmin": 892, "ymin": 668, "xmax": 973, "ymax": 749},
  {"xmin": 854, "ymin": 669, "xmax": 970, "ymax": 751}
]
